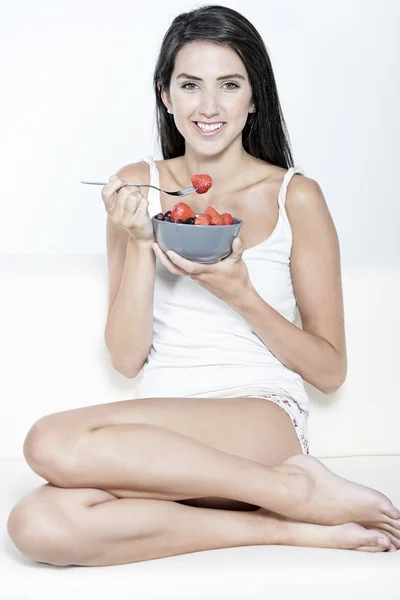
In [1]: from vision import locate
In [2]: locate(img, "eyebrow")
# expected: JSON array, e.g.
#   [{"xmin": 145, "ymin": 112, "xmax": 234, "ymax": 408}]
[{"xmin": 176, "ymin": 73, "xmax": 246, "ymax": 81}]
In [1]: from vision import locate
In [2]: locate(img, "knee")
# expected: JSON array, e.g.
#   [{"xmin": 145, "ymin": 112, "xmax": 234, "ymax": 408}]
[
  {"xmin": 7, "ymin": 487, "xmax": 78, "ymax": 566},
  {"xmin": 23, "ymin": 415, "xmax": 80, "ymax": 487}
]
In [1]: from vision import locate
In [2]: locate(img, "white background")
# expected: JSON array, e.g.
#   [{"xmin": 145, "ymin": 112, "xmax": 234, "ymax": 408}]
[
  {"xmin": 1, "ymin": 0, "xmax": 399, "ymax": 264},
  {"xmin": 1, "ymin": 2, "xmax": 400, "ymax": 590}
]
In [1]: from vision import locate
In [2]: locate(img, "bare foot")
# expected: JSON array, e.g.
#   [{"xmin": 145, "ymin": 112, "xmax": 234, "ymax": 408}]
[
  {"xmin": 271, "ymin": 454, "xmax": 400, "ymax": 528},
  {"xmin": 254, "ymin": 508, "xmax": 396, "ymax": 552}
]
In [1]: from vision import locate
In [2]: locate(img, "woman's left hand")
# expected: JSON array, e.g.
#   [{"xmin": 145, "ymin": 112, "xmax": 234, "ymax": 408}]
[{"xmin": 152, "ymin": 237, "xmax": 252, "ymax": 304}]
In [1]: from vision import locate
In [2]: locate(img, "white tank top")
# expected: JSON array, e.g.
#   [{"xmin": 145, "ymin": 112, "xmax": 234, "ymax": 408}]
[{"xmin": 136, "ymin": 155, "xmax": 309, "ymax": 413}]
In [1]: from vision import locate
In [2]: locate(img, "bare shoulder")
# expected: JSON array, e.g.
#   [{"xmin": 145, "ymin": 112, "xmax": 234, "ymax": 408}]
[
  {"xmin": 117, "ymin": 157, "xmax": 177, "ymax": 190},
  {"xmin": 285, "ymin": 173, "xmax": 339, "ymax": 274},
  {"xmin": 247, "ymin": 159, "xmax": 334, "ymax": 240},
  {"xmin": 115, "ymin": 160, "xmax": 151, "ymax": 186},
  {"xmin": 285, "ymin": 174, "xmax": 336, "ymax": 238},
  {"xmin": 286, "ymin": 173, "xmax": 326, "ymax": 210}
]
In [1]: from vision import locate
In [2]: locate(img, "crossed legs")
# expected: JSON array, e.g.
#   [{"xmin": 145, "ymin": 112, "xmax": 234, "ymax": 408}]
[{"xmin": 7, "ymin": 396, "xmax": 400, "ymax": 565}]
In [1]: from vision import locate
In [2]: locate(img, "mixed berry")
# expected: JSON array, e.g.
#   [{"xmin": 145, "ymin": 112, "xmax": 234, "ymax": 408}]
[{"xmin": 154, "ymin": 202, "xmax": 234, "ymax": 226}]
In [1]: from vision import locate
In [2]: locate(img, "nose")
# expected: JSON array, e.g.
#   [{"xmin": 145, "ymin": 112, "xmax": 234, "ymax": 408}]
[{"xmin": 198, "ymin": 91, "xmax": 220, "ymax": 119}]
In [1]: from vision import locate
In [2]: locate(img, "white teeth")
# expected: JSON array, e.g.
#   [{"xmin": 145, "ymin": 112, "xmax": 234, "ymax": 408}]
[{"xmin": 196, "ymin": 122, "xmax": 224, "ymax": 132}]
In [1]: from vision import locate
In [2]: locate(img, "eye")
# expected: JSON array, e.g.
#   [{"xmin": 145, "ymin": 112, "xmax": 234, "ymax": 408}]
[
  {"xmin": 181, "ymin": 82, "xmax": 198, "ymax": 90},
  {"xmin": 223, "ymin": 82, "xmax": 240, "ymax": 90}
]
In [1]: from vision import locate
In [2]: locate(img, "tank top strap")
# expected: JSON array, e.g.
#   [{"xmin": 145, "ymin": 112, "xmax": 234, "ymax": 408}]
[
  {"xmin": 277, "ymin": 165, "xmax": 305, "ymax": 212},
  {"xmin": 141, "ymin": 155, "xmax": 162, "ymax": 216}
]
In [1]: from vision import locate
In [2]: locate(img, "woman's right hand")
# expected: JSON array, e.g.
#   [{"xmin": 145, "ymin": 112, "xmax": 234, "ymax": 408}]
[{"xmin": 101, "ymin": 175, "xmax": 155, "ymax": 245}]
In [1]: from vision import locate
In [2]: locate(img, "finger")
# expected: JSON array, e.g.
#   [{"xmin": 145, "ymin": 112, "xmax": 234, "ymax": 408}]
[
  {"xmin": 166, "ymin": 250, "xmax": 205, "ymax": 275},
  {"xmin": 231, "ymin": 237, "xmax": 244, "ymax": 258},
  {"xmin": 153, "ymin": 244, "xmax": 186, "ymax": 276},
  {"xmin": 133, "ymin": 193, "xmax": 150, "ymax": 222},
  {"xmin": 115, "ymin": 185, "xmax": 142, "ymax": 215},
  {"xmin": 122, "ymin": 190, "xmax": 143, "ymax": 219},
  {"xmin": 101, "ymin": 176, "xmax": 127, "ymax": 211},
  {"xmin": 117, "ymin": 181, "xmax": 142, "ymax": 203}
]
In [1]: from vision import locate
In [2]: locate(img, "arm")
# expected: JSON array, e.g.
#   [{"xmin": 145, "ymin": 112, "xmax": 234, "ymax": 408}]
[
  {"xmin": 227, "ymin": 176, "xmax": 347, "ymax": 395},
  {"xmin": 104, "ymin": 163, "xmax": 156, "ymax": 378}
]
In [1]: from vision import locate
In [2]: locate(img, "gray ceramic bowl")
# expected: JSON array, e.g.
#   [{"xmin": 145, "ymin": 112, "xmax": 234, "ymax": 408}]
[{"xmin": 152, "ymin": 215, "xmax": 243, "ymax": 263}]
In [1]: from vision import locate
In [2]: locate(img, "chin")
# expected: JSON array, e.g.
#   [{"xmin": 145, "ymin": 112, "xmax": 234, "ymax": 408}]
[{"xmin": 188, "ymin": 144, "xmax": 227, "ymax": 158}]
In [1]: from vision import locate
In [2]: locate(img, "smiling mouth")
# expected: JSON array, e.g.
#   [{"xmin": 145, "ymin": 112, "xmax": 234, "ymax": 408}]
[{"xmin": 193, "ymin": 122, "xmax": 227, "ymax": 135}]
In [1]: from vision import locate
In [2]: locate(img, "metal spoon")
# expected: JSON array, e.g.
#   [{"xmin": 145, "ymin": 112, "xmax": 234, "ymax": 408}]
[{"xmin": 81, "ymin": 181, "xmax": 197, "ymax": 197}]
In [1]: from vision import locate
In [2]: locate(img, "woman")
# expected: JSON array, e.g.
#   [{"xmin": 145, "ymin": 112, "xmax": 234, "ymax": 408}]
[{"xmin": 7, "ymin": 5, "xmax": 400, "ymax": 565}]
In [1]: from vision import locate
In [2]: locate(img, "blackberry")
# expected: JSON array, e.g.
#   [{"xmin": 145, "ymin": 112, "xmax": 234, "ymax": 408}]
[
  {"xmin": 184, "ymin": 217, "xmax": 195, "ymax": 224},
  {"xmin": 164, "ymin": 211, "xmax": 172, "ymax": 219},
  {"xmin": 174, "ymin": 219, "xmax": 184, "ymax": 224},
  {"xmin": 154, "ymin": 213, "xmax": 165, "ymax": 221}
]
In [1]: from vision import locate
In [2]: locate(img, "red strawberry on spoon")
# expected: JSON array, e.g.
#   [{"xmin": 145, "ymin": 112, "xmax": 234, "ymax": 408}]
[{"xmin": 191, "ymin": 174, "xmax": 212, "ymax": 194}]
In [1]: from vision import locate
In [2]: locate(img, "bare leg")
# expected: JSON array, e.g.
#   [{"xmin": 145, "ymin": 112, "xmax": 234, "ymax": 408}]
[
  {"xmin": 7, "ymin": 485, "xmax": 396, "ymax": 567},
  {"xmin": 26, "ymin": 421, "xmax": 400, "ymax": 534}
]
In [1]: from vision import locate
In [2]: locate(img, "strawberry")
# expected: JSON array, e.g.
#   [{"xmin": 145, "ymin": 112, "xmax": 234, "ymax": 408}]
[
  {"xmin": 194, "ymin": 214, "xmax": 212, "ymax": 225},
  {"xmin": 170, "ymin": 202, "xmax": 195, "ymax": 223},
  {"xmin": 221, "ymin": 213, "xmax": 234, "ymax": 225},
  {"xmin": 191, "ymin": 174, "xmax": 212, "ymax": 194},
  {"xmin": 205, "ymin": 206, "xmax": 224, "ymax": 225}
]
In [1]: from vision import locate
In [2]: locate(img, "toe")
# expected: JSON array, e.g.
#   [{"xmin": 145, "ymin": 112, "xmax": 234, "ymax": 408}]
[
  {"xmin": 372, "ymin": 522, "xmax": 400, "ymax": 543},
  {"xmin": 369, "ymin": 516, "xmax": 400, "ymax": 531},
  {"xmin": 346, "ymin": 526, "xmax": 390, "ymax": 551},
  {"xmin": 384, "ymin": 505, "xmax": 400, "ymax": 520},
  {"xmin": 355, "ymin": 532, "xmax": 391, "ymax": 552},
  {"xmin": 384, "ymin": 532, "xmax": 400, "ymax": 550},
  {"xmin": 389, "ymin": 517, "xmax": 400, "ymax": 530},
  {"xmin": 366, "ymin": 530, "xmax": 390, "ymax": 549}
]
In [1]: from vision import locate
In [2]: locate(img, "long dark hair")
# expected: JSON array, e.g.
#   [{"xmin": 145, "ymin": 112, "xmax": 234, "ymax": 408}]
[{"xmin": 153, "ymin": 4, "xmax": 294, "ymax": 169}]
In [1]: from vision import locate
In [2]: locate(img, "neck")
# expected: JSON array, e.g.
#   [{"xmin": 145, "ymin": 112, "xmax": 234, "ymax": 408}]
[{"xmin": 180, "ymin": 143, "xmax": 254, "ymax": 197}]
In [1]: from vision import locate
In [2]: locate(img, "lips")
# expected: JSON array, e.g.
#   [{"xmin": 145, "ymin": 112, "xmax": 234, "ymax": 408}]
[{"xmin": 193, "ymin": 122, "xmax": 227, "ymax": 136}]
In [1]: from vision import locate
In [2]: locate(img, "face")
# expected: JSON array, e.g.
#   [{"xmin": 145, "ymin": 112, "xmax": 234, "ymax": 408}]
[{"xmin": 162, "ymin": 41, "xmax": 254, "ymax": 154}]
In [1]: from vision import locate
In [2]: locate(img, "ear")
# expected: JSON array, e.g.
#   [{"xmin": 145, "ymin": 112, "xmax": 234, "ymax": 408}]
[
  {"xmin": 160, "ymin": 85, "xmax": 171, "ymax": 113},
  {"xmin": 249, "ymin": 95, "xmax": 255, "ymax": 113}
]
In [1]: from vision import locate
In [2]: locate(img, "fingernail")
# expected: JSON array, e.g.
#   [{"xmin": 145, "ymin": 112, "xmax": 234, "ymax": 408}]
[{"xmin": 378, "ymin": 537, "xmax": 389, "ymax": 547}]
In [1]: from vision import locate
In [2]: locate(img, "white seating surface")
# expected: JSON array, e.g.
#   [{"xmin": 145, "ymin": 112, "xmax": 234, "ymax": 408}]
[{"xmin": 1, "ymin": 255, "xmax": 399, "ymax": 598}]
